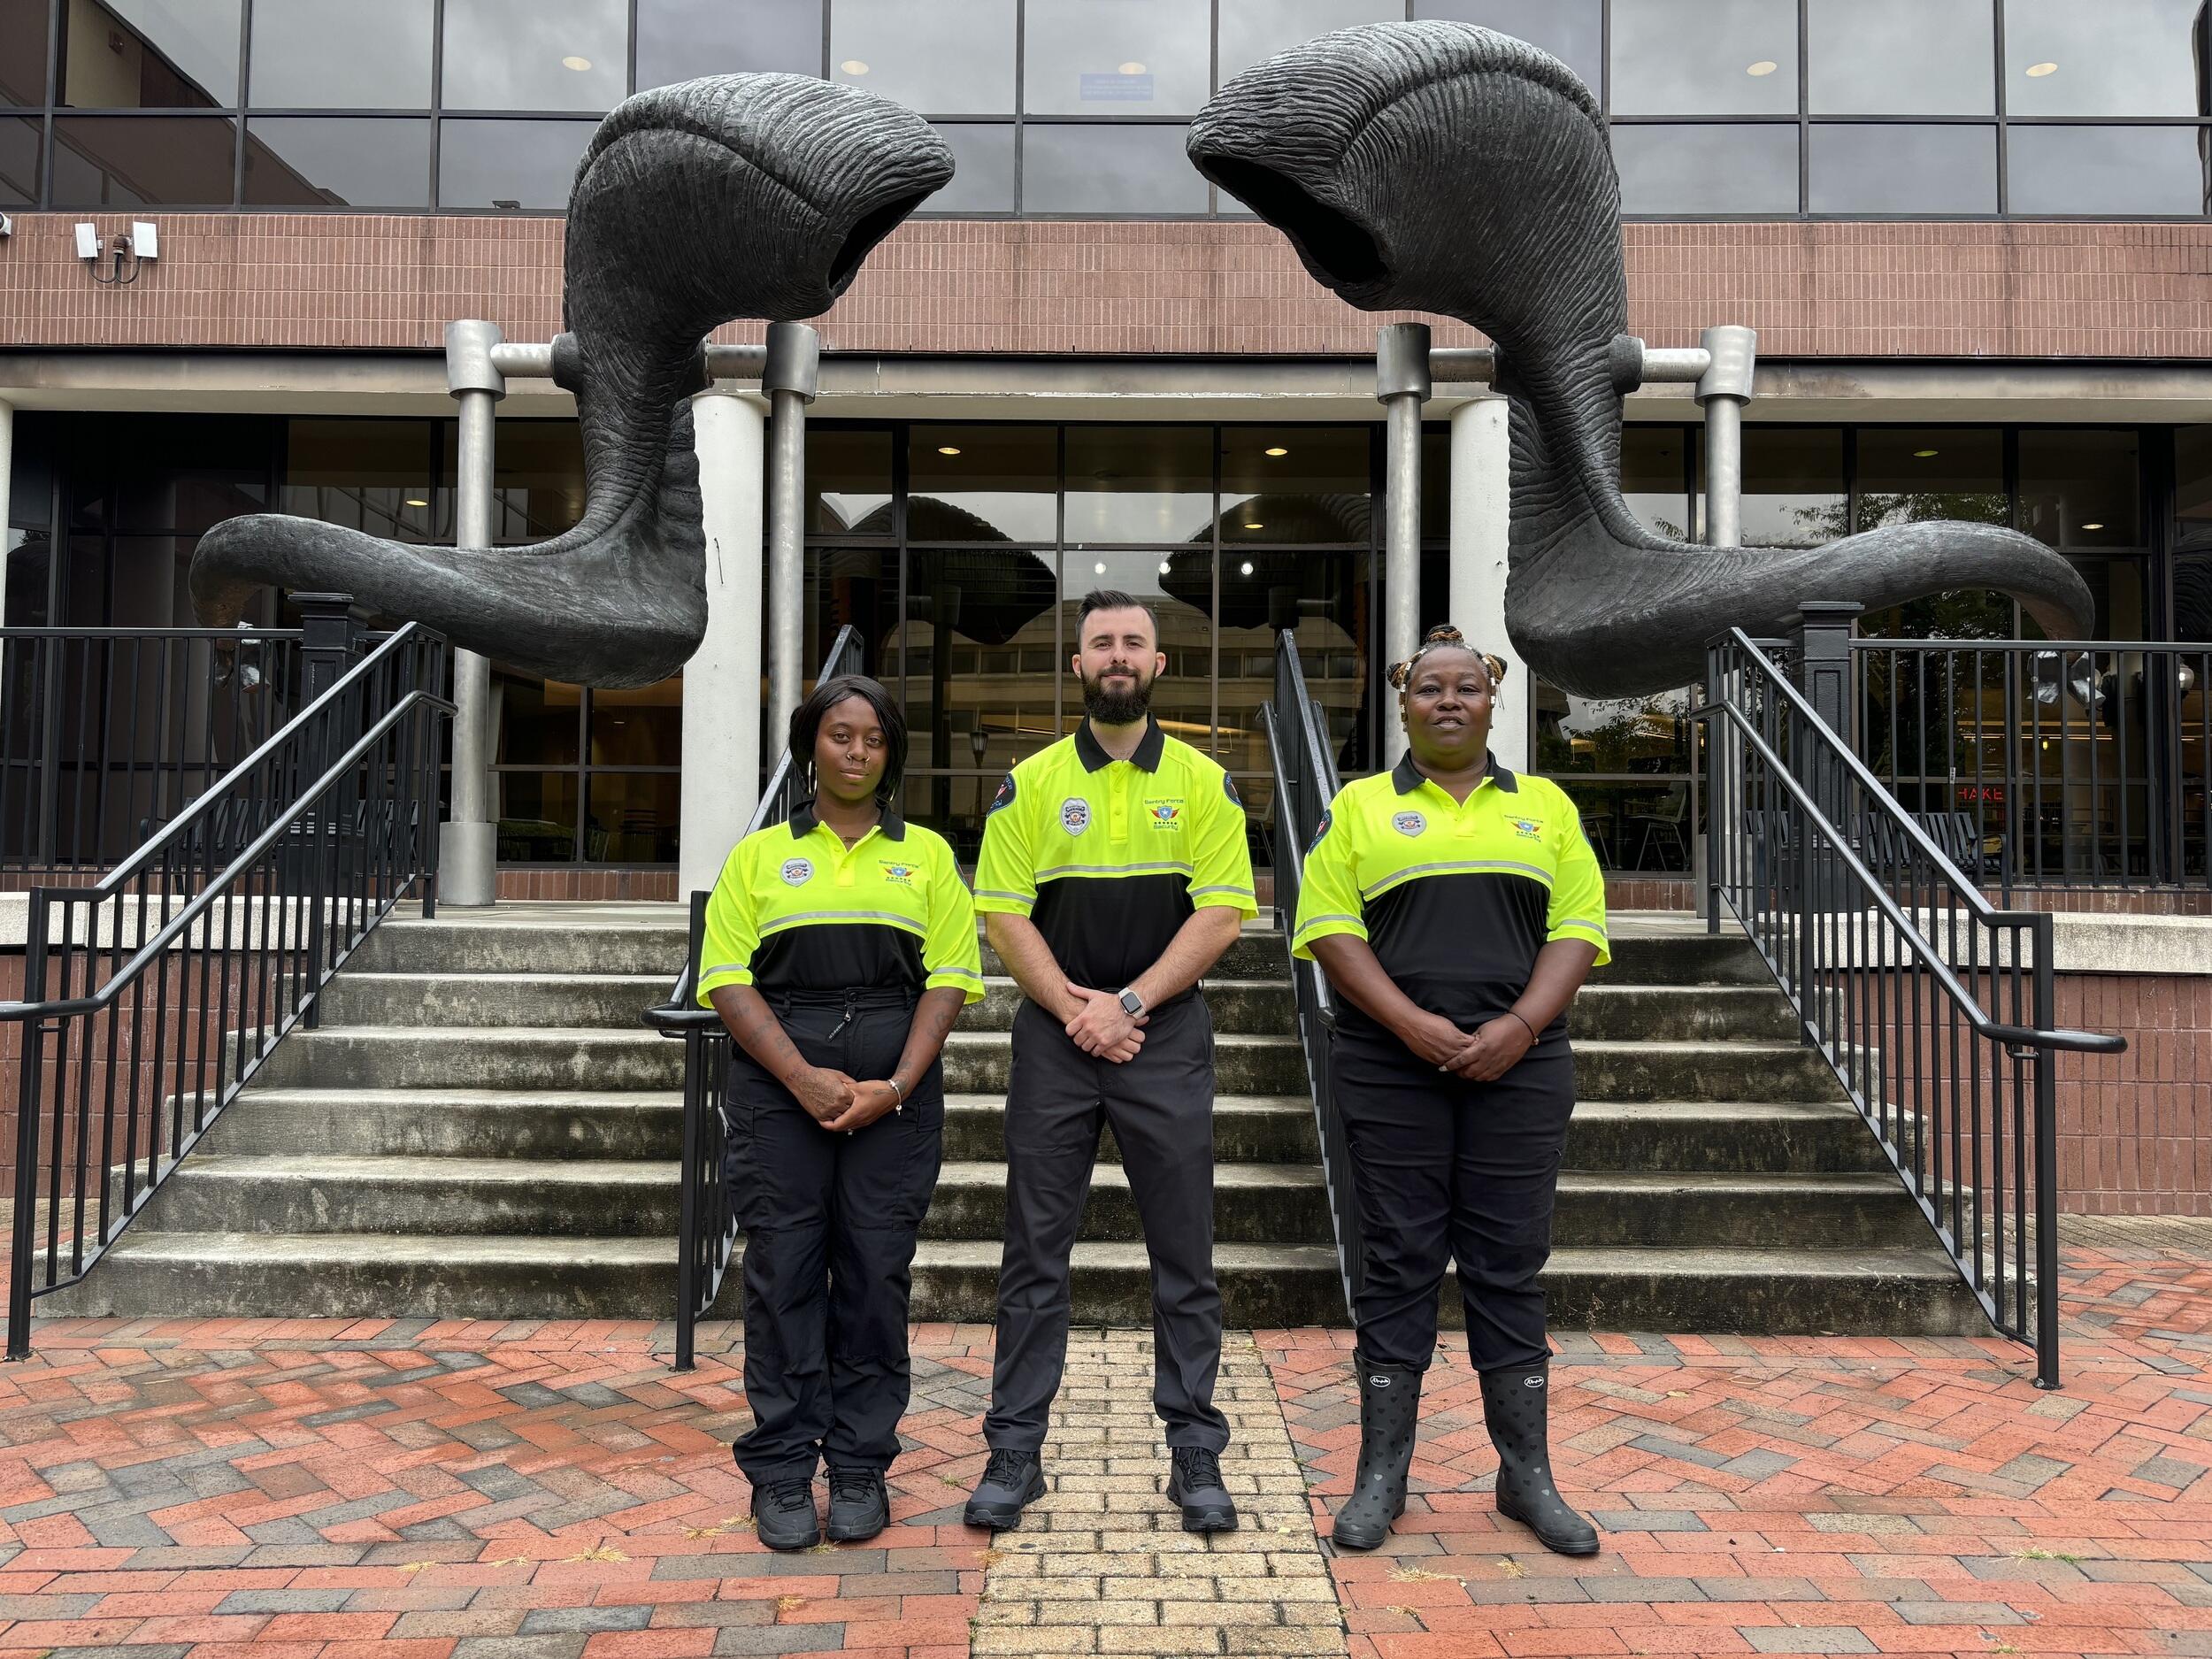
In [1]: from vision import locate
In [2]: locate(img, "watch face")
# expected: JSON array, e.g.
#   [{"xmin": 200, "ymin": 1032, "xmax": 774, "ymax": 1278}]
[{"xmin": 1119, "ymin": 991, "xmax": 1143, "ymax": 1014}]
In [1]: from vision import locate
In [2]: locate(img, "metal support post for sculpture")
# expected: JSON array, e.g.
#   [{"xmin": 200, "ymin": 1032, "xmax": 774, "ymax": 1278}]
[
  {"xmin": 1697, "ymin": 325, "xmax": 1756, "ymax": 550},
  {"xmin": 762, "ymin": 320, "xmax": 820, "ymax": 760},
  {"xmin": 1447, "ymin": 395, "xmax": 1523, "ymax": 770},
  {"xmin": 681, "ymin": 386, "xmax": 769, "ymax": 896},
  {"xmin": 1377, "ymin": 322, "xmax": 1431, "ymax": 765},
  {"xmin": 444, "ymin": 319, "xmax": 505, "ymax": 907}
]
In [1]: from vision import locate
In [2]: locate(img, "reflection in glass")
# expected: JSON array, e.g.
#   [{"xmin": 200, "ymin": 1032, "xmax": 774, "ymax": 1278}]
[
  {"xmin": 2006, "ymin": 125, "xmax": 2209, "ymax": 217},
  {"xmin": 587, "ymin": 770, "xmax": 680, "ymax": 864},
  {"xmin": 1021, "ymin": 123, "xmax": 1208, "ymax": 214},
  {"xmin": 493, "ymin": 769, "xmax": 579, "ymax": 862},
  {"xmin": 908, "ymin": 426, "xmax": 1057, "ymax": 544},
  {"xmin": 1808, "ymin": 0, "xmax": 1993, "ymax": 113},
  {"xmin": 1420, "ymin": 428, "xmax": 1448, "ymax": 541},
  {"xmin": 925, "ymin": 123, "xmax": 1015, "ymax": 214},
  {"xmin": 636, "ymin": 0, "xmax": 821, "ymax": 88},
  {"xmin": 1536, "ymin": 680, "xmax": 1694, "ymax": 777},
  {"xmin": 488, "ymin": 421, "xmax": 587, "ymax": 541},
  {"xmin": 2004, "ymin": 0, "xmax": 2206, "ymax": 116},
  {"xmin": 2176, "ymin": 555, "xmax": 2211, "ymax": 643},
  {"xmin": 1620, "ymin": 426, "xmax": 1692, "ymax": 538},
  {"xmin": 1217, "ymin": 1, "xmax": 1402, "ymax": 83},
  {"xmin": 1213, "ymin": 547, "xmax": 1371, "ymax": 776},
  {"xmin": 2, "ymin": 0, "xmax": 50, "ymax": 104},
  {"xmin": 1024, "ymin": 0, "xmax": 1206, "ymax": 116},
  {"xmin": 2018, "ymin": 429, "xmax": 2139, "ymax": 551},
  {"xmin": 1697, "ymin": 427, "xmax": 1844, "ymax": 548},
  {"xmin": 0, "ymin": 115, "xmax": 37, "ymax": 203},
  {"xmin": 437, "ymin": 118, "xmax": 595, "ymax": 209},
  {"xmin": 809, "ymin": 428, "xmax": 894, "ymax": 534},
  {"xmin": 249, "ymin": 0, "xmax": 433, "ymax": 107},
  {"xmin": 1064, "ymin": 548, "xmax": 1212, "ymax": 752},
  {"xmin": 1609, "ymin": 0, "xmax": 1796, "ymax": 115},
  {"xmin": 2060, "ymin": 557, "xmax": 2149, "ymax": 638},
  {"xmin": 1554, "ymin": 778, "xmax": 1698, "ymax": 871},
  {"xmin": 63, "ymin": 0, "xmax": 239, "ymax": 106},
  {"xmin": 50, "ymin": 115, "xmax": 235, "ymax": 205},
  {"xmin": 280, "ymin": 419, "xmax": 439, "ymax": 544},
  {"xmin": 831, "ymin": 0, "xmax": 1016, "ymax": 114},
  {"xmin": 1809, "ymin": 125, "xmax": 1996, "ymax": 214},
  {"xmin": 1412, "ymin": 1, "xmax": 1602, "ymax": 89},
  {"xmin": 442, "ymin": 0, "xmax": 626, "ymax": 111},
  {"xmin": 1612, "ymin": 123, "xmax": 1797, "ymax": 213},
  {"xmin": 1852, "ymin": 431, "xmax": 2011, "ymax": 637},
  {"xmin": 805, "ymin": 546, "xmax": 898, "ymax": 685},
  {"xmin": 904, "ymin": 544, "xmax": 1060, "ymax": 827},
  {"xmin": 1064, "ymin": 426, "xmax": 1212, "ymax": 545},
  {"xmin": 495, "ymin": 672, "xmax": 581, "ymax": 766},
  {"xmin": 243, "ymin": 119, "xmax": 432, "ymax": 207},
  {"xmin": 1219, "ymin": 427, "xmax": 1371, "ymax": 546}
]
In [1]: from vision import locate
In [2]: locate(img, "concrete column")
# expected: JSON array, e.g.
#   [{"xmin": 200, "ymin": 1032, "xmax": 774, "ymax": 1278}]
[
  {"xmin": 1448, "ymin": 395, "xmax": 1525, "ymax": 772},
  {"xmin": 761, "ymin": 322, "xmax": 819, "ymax": 758},
  {"xmin": 1376, "ymin": 322, "xmax": 1430, "ymax": 769},
  {"xmin": 679, "ymin": 388, "xmax": 768, "ymax": 900},
  {"xmin": 441, "ymin": 320, "xmax": 505, "ymax": 907}
]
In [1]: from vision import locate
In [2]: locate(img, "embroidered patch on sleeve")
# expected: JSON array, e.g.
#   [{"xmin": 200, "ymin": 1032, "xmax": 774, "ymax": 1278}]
[{"xmin": 987, "ymin": 773, "xmax": 1017, "ymax": 816}]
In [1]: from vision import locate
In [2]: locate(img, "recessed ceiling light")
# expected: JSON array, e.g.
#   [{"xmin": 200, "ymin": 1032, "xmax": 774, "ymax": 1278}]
[
  {"xmin": 2080, "ymin": 521, "xmax": 2104, "ymax": 530},
  {"xmin": 1158, "ymin": 559, "xmax": 1171, "ymax": 574},
  {"xmin": 1746, "ymin": 59, "xmax": 1778, "ymax": 76},
  {"xmin": 937, "ymin": 445, "xmax": 961, "ymax": 456},
  {"xmin": 841, "ymin": 58, "xmax": 870, "ymax": 75},
  {"xmin": 403, "ymin": 496, "xmax": 428, "ymax": 507},
  {"xmin": 561, "ymin": 55, "xmax": 592, "ymax": 71},
  {"xmin": 1240, "ymin": 560, "xmax": 1255, "ymax": 575},
  {"xmin": 1118, "ymin": 61, "xmax": 1147, "ymax": 75},
  {"xmin": 2026, "ymin": 60, "xmax": 2058, "ymax": 77},
  {"xmin": 1094, "ymin": 561, "xmax": 1106, "ymax": 574},
  {"xmin": 1243, "ymin": 521, "xmax": 1263, "ymax": 531},
  {"xmin": 1912, "ymin": 449, "xmax": 1939, "ymax": 458},
  {"xmin": 1263, "ymin": 446, "xmax": 1288, "ymax": 457}
]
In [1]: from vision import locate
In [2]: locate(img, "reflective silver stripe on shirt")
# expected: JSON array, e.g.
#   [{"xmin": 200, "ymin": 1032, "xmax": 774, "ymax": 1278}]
[
  {"xmin": 1035, "ymin": 861, "xmax": 1195, "ymax": 880},
  {"xmin": 1293, "ymin": 912, "xmax": 1363, "ymax": 936},
  {"xmin": 1551, "ymin": 917, "xmax": 1609, "ymax": 936},
  {"xmin": 758, "ymin": 910, "xmax": 926, "ymax": 935},
  {"xmin": 928, "ymin": 964, "xmax": 985, "ymax": 980},
  {"xmin": 1190, "ymin": 884, "xmax": 1256, "ymax": 899},
  {"xmin": 975, "ymin": 888, "xmax": 1033, "ymax": 905},
  {"xmin": 700, "ymin": 962, "xmax": 751, "ymax": 978},
  {"xmin": 1362, "ymin": 858, "xmax": 1554, "ymax": 899}
]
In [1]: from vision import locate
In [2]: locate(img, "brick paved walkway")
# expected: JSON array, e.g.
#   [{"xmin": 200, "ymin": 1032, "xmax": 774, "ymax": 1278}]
[{"xmin": 0, "ymin": 1237, "xmax": 2205, "ymax": 1659}]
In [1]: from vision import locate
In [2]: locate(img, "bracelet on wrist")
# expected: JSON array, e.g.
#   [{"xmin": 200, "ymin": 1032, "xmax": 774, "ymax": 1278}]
[{"xmin": 1506, "ymin": 1010, "xmax": 1539, "ymax": 1044}]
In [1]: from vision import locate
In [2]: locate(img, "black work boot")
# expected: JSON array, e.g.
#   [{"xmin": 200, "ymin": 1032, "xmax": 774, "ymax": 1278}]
[
  {"xmin": 963, "ymin": 1448, "xmax": 1046, "ymax": 1531},
  {"xmin": 1479, "ymin": 1363, "xmax": 1598, "ymax": 1556},
  {"xmin": 1331, "ymin": 1357, "xmax": 1423, "ymax": 1551},
  {"xmin": 826, "ymin": 1467, "xmax": 888, "ymax": 1542},
  {"xmin": 749, "ymin": 1476, "xmax": 820, "ymax": 1550},
  {"xmin": 1167, "ymin": 1446, "xmax": 1239, "ymax": 1532}
]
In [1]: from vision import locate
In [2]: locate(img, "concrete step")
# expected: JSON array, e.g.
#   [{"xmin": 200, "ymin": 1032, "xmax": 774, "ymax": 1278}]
[
  {"xmin": 51, "ymin": 1231, "xmax": 1991, "ymax": 1336},
  {"xmin": 1570, "ymin": 1040, "xmax": 1841, "ymax": 1103},
  {"xmin": 1567, "ymin": 985, "xmax": 1799, "ymax": 1044}
]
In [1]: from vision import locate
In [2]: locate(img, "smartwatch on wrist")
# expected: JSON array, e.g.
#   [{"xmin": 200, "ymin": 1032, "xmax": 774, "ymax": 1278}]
[{"xmin": 1118, "ymin": 987, "xmax": 1146, "ymax": 1018}]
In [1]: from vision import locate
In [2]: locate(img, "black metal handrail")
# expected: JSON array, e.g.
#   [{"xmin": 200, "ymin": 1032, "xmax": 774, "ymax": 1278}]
[
  {"xmin": 645, "ymin": 626, "xmax": 862, "ymax": 1371},
  {"xmin": 4, "ymin": 606, "xmax": 450, "ymax": 1359},
  {"xmin": 1258, "ymin": 631, "xmax": 1358, "ymax": 1320},
  {"xmin": 1700, "ymin": 627, "xmax": 2124, "ymax": 1389},
  {"xmin": 1855, "ymin": 639, "xmax": 2208, "ymax": 895}
]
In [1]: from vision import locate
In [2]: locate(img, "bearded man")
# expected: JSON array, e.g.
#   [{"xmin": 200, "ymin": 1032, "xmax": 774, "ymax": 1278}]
[{"xmin": 962, "ymin": 589, "xmax": 1258, "ymax": 1535}]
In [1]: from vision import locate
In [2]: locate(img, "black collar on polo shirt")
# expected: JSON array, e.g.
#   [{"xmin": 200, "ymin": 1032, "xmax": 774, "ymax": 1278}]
[
  {"xmin": 1391, "ymin": 750, "xmax": 1518, "ymax": 795},
  {"xmin": 787, "ymin": 796, "xmax": 908, "ymax": 840},
  {"xmin": 1075, "ymin": 714, "xmax": 1166, "ymax": 773}
]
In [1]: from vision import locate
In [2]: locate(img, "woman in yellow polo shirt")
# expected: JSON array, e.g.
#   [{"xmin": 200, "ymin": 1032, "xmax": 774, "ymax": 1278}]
[
  {"xmin": 1294, "ymin": 626, "xmax": 1609, "ymax": 1558},
  {"xmin": 695, "ymin": 674, "xmax": 981, "ymax": 1552}
]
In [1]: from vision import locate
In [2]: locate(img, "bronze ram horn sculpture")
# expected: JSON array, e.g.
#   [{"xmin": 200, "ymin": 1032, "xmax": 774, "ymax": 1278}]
[
  {"xmin": 1187, "ymin": 22, "xmax": 2094, "ymax": 699},
  {"xmin": 190, "ymin": 75, "xmax": 952, "ymax": 688}
]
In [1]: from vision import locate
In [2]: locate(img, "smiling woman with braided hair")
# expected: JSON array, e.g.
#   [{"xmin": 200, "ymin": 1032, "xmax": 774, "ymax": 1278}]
[{"xmin": 1294, "ymin": 625, "xmax": 1609, "ymax": 1556}]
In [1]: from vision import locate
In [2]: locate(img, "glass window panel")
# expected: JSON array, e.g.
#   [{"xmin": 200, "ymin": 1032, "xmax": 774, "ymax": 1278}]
[
  {"xmin": 1855, "ymin": 428, "xmax": 2007, "ymax": 528},
  {"xmin": 1610, "ymin": 0, "xmax": 1796, "ymax": 116},
  {"xmin": 1025, "ymin": 0, "xmax": 1207, "ymax": 115},
  {"xmin": 1695, "ymin": 426, "xmax": 1845, "ymax": 547},
  {"xmin": 50, "ymin": 113, "xmax": 235, "ymax": 204},
  {"xmin": 2004, "ymin": 0, "xmax": 2204, "ymax": 116},
  {"xmin": 586, "ymin": 770, "xmax": 679, "ymax": 864},
  {"xmin": 437, "ymin": 118, "xmax": 595, "ymax": 210},
  {"xmin": 2006, "ymin": 125, "xmax": 2208, "ymax": 217},
  {"xmin": 104, "ymin": 424, "xmax": 268, "ymax": 533},
  {"xmin": 1857, "ymin": 589, "xmax": 2018, "ymax": 640},
  {"xmin": 904, "ymin": 545, "xmax": 1061, "ymax": 784},
  {"xmin": 810, "ymin": 427, "xmax": 894, "ymax": 534},
  {"xmin": 63, "ymin": 0, "xmax": 239, "ymax": 107},
  {"xmin": 2, "ymin": 0, "xmax": 50, "ymax": 105},
  {"xmin": 1062, "ymin": 549, "xmax": 1213, "ymax": 750},
  {"xmin": 637, "ymin": 0, "xmax": 821, "ymax": 88},
  {"xmin": 1808, "ymin": 0, "xmax": 1993, "ymax": 114},
  {"xmin": 280, "ymin": 418, "xmax": 439, "ymax": 543},
  {"xmin": 589, "ymin": 679, "xmax": 681, "ymax": 767},
  {"xmin": 923, "ymin": 122, "xmax": 1015, "ymax": 214},
  {"xmin": 2018, "ymin": 429, "xmax": 2139, "ymax": 551},
  {"xmin": 248, "ymin": 0, "xmax": 432, "ymax": 107},
  {"xmin": 1620, "ymin": 426, "xmax": 1692, "ymax": 538},
  {"xmin": 1020, "ymin": 122, "xmax": 1209, "ymax": 214},
  {"xmin": 492, "ymin": 768, "xmax": 579, "ymax": 861},
  {"xmin": 1420, "ymin": 427, "xmax": 1448, "ymax": 541},
  {"xmin": 2176, "ymin": 554, "xmax": 2211, "ymax": 643},
  {"xmin": 492, "ymin": 420, "xmax": 586, "ymax": 541},
  {"xmin": 2053, "ymin": 557, "xmax": 2150, "ymax": 639},
  {"xmin": 1064, "ymin": 426, "xmax": 1213, "ymax": 546},
  {"xmin": 2178, "ymin": 426, "xmax": 2212, "ymax": 554},
  {"xmin": 242, "ymin": 118, "xmax": 431, "ymax": 206},
  {"xmin": 1809, "ymin": 125, "xmax": 1996, "ymax": 215},
  {"xmin": 1220, "ymin": 426, "xmax": 1371, "ymax": 547},
  {"xmin": 442, "ymin": 0, "xmax": 626, "ymax": 112},
  {"xmin": 1412, "ymin": 0, "xmax": 1603, "ymax": 90},
  {"xmin": 1551, "ymin": 778, "xmax": 1698, "ymax": 870},
  {"xmin": 1535, "ymin": 682, "xmax": 1695, "ymax": 778},
  {"xmin": 805, "ymin": 545, "xmax": 900, "ymax": 686},
  {"xmin": 831, "ymin": 0, "xmax": 1016, "ymax": 114},
  {"xmin": 493, "ymin": 672, "xmax": 580, "ymax": 766},
  {"xmin": 1612, "ymin": 123, "xmax": 1798, "ymax": 214},
  {"xmin": 1216, "ymin": 548, "xmax": 1371, "ymax": 776},
  {"xmin": 1217, "ymin": 1, "xmax": 1402, "ymax": 84},
  {"xmin": 908, "ymin": 426, "xmax": 1057, "ymax": 544},
  {"xmin": 0, "ymin": 114, "xmax": 37, "ymax": 203}
]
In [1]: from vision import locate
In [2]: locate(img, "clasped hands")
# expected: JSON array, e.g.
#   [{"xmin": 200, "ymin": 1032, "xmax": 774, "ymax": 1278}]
[
  {"xmin": 1062, "ymin": 981, "xmax": 1146, "ymax": 1063},
  {"xmin": 1400, "ymin": 1009, "xmax": 1534, "ymax": 1081},
  {"xmin": 791, "ymin": 1067, "xmax": 903, "ymax": 1133}
]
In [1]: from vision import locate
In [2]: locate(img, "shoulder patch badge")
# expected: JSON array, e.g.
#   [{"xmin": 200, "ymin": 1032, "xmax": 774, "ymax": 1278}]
[
  {"xmin": 1392, "ymin": 810, "xmax": 1426, "ymax": 838},
  {"xmin": 986, "ymin": 773, "xmax": 1017, "ymax": 816},
  {"xmin": 1060, "ymin": 797, "xmax": 1091, "ymax": 836},
  {"xmin": 1223, "ymin": 774, "xmax": 1243, "ymax": 808},
  {"xmin": 1307, "ymin": 807, "xmax": 1333, "ymax": 856},
  {"xmin": 780, "ymin": 856, "xmax": 813, "ymax": 887}
]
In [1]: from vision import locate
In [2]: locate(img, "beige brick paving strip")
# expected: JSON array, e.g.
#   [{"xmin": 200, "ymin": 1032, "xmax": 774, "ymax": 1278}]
[{"xmin": 973, "ymin": 1328, "xmax": 1350, "ymax": 1657}]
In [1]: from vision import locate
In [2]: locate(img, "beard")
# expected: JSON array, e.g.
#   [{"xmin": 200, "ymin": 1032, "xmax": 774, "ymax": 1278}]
[{"xmin": 1080, "ymin": 663, "xmax": 1155, "ymax": 725}]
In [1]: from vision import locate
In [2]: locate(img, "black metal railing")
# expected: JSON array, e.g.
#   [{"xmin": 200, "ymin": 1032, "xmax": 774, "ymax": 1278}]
[
  {"xmin": 1701, "ymin": 623, "xmax": 2124, "ymax": 1387},
  {"xmin": 4, "ymin": 600, "xmax": 451, "ymax": 1358},
  {"xmin": 1, "ymin": 626, "xmax": 305, "ymax": 877},
  {"xmin": 1856, "ymin": 640, "xmax": 2209, "ymax": 895},
  {"xmin": 1258, "ymin": 631, "xmax": 1358, "ymax": 1319},
  {"xmin": 645, "ymin": 626, "xmax": 863, "ymax": 1371}
]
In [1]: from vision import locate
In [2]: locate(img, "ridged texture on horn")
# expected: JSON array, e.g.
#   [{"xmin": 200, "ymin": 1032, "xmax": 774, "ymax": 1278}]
[
  {"xmin": 192, "ymin": 74, "xmax": 952, "ymax": 688},
  {"xmin": 1189, "ymin": 22, "xmax": 2094, "ymax": 699}
]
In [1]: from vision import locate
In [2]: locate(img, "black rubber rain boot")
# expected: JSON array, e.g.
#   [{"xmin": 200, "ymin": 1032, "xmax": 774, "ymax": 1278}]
[
  {"xmin": 1330, "ymin": 1357, "xmax": 1423, "ymax": 1551},
  {"xmin": 1479, "ymin": 1363, "xmax": 1599, "ymax": 1556}
]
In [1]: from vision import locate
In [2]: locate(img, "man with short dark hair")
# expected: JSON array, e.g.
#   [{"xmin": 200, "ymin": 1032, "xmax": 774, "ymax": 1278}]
[{"xmin": 963, "ymin": 590, "xmax": 1257, "ymax": 1534}]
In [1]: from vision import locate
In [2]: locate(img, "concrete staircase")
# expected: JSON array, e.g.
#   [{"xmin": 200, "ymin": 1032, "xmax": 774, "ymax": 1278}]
[{"xmin": 51, "ymin": 905, "xmax": 1986, "ymax": 1336}]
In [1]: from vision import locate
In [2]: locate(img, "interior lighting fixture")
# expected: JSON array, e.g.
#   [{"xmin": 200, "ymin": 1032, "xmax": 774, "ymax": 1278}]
[
  {"xmin": 1158, "ymin": 559, "xmax": 1171, "ymax": 574},
  {"xmin": 561, "ymin": 55, "xmax": 592, "ymax": 70},
  {"xmin": 1263, "ymin": 446, "xmax": 1288, "ymax": 457},
  {"xmin": 1243, "ymin": 521, "xmax": 1263, "ymax": 531},
  {"xmin": 1118, "ymin": 61, "xmax": 1146, "ymax": 74},
  {"xmin": 2080, "ymin": 521, "xmax": 2104, "ymax": 530},
  {"xmin": 1094, "ymin": 561, "xmax": 1106, "ymax": 574},
  {"xmin": 2026, "ymin": 60, "xmax": 2058, "ymax": 76},
  {"xmin": 1746, "ymin": 59, "xmax": 1777, "ymax": 75},
  {"xmin": 1913, "ymin": 448, "xmax": 1939, "ymax": 457},
  {"xmin": 404, "ymin": 497, "xmax": 429, "ymax": 508},
  {"xmin": 937, "ymin": 444, "xmax": 961, "ymax": 455},
  {"xmin": 841, "ymin": 59, "xmax": 869, "ymax": 75},
  {"xmin": 1240, "ymin": 560, "xmax": 1255, "ymax": 575}
]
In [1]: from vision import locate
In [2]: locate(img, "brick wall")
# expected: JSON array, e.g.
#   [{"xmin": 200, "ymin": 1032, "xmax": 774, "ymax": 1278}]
[
  {"xmin": 2057, "ymin": 972, "xmax": 2212, "ymax": 1216},
  {"xmin": 4, "ymin": 214, "xmax": 2208, "ymax": 359}
]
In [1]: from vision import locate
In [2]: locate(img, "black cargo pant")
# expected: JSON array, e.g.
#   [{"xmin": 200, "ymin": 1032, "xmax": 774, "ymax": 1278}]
[
  {"xmin": 1331, "ymin": 1025, "xmax": 1576, "ymax": 1374},
  {"xmin": 986, "ymin": 994, "xmax": 1228, "ymax": 1455},
  {"xmin": 724, "ymin": 992, "xmax": 943, "ymax": 1486}
]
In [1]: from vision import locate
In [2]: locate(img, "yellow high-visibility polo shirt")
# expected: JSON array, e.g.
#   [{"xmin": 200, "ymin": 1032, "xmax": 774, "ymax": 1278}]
[
  {"xmin": 1294, "ymin": 752, "xmax": 1608, "ymax": 1044},
  {"xmin": 695, "ymin": 801, "xmax": 983, "ymax": 1005},
  {"xmin": 972, "ymin": 716, "xmax": 1257, "ymax": 1001}
]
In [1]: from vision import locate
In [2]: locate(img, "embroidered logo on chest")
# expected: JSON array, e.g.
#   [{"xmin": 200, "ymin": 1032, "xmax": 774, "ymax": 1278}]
[
  {"xmin": 1392, "ymin": 810, "xmax": 1426, "ymax": 838},
  {"xmin": 1145, "ymin": 798, "xmax": 1185, "ymax": 831},
  {"xmin": 879, "ymin": 861, "xmax": 916, "ymax": 887},
  {"xmin": 780, "ymin": 857, "xmax": 814, "ymax": 887},
  {"xmin": 1509, "ymin": 817, "xmax": 1544, "ymax": 840},
  {"xmin": 1060, "ymin": 797, "xmax": 1091, "ymax": 836}
]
